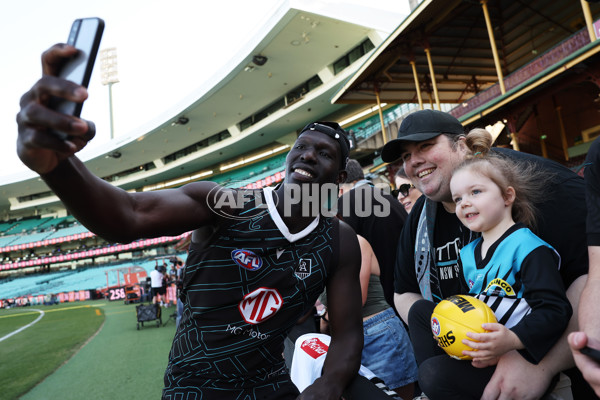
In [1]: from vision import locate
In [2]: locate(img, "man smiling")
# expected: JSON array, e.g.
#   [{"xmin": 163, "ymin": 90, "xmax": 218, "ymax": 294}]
[
  {"xmin": 384, "ymin": 109, "xmax": 593, "ymax": 398},
  {"xmin": 16, "ymin": 44, "xmax": 363, "ymax": 400}
]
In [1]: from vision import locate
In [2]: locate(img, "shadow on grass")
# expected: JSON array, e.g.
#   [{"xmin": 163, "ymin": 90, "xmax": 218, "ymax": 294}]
[{"xmin": 0, "ymin": 300, "xmax": 176, "ymax": 400}]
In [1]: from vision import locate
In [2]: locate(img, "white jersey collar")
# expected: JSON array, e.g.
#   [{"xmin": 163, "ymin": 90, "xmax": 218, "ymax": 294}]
[{"xmin": 263, "ymin": 186, "xmax": 320, "ymax": 243}]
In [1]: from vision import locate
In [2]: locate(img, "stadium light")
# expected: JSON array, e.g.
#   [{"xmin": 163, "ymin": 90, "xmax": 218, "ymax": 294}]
[{"xmin": 100, "ymin": 47, "xmax": 119, "ymax": 139}]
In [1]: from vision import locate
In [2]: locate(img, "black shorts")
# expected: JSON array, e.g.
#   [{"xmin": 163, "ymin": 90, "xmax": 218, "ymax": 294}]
[{"xmin": 152, "ymin": 287, "xmax": 166, "ymax": 297}]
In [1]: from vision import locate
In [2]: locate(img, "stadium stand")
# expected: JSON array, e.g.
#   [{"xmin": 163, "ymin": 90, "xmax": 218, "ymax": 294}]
[
  {"xmin": 44, "ymin": 224, "xmax": 89, "ymax": 239},
  {"xmin": 8, "ymin": 231, "xmax": 55, "ymax": 246},
  {"xmin": 0, "ymin": 221, "xmax": 16, "ymax": 235},
  {"xmin": 0, "ymin": 235, "xmax": 19, "ymax": 247},
  {"xmin": 0, "ymin": 254, "xmax": 187, "ymax": 301},
  {"xmin": 8, "ymin": 217, "xmax": 53, "ymax": 234}
]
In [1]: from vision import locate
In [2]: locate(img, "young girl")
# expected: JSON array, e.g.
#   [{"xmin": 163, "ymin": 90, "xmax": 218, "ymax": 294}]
[{"xmin": 412, "ymin": 129, "xmax": 573, "ymax": 400}]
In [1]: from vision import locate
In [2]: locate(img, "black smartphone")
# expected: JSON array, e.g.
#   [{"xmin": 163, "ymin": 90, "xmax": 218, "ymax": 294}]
[
  {"xmin": 50, "ymin": 17, "xmax": 104, "ymax": 138},
  {"xmin": 581, "ymin": 346, "xmax": 600, "ymax": 363}
]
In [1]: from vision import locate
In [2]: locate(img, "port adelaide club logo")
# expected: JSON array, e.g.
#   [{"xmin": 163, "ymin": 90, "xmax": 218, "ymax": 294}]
[{"xmin": 295, "ymin": 258, "xmax": 311, "ymax": 279}]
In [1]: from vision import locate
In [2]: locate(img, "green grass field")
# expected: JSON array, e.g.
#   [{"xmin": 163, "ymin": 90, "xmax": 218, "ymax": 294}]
[{"xmin": 0, "ymin": 300, "xmax": 177, "ymax": 400}]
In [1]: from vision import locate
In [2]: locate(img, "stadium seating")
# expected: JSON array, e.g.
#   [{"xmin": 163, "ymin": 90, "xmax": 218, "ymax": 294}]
[
  {"xmin": 0, "ymin": 254, "xmax": 188, "ymax": 300},
  {"xmin": 7, "ymin": 217, "xmax": 53, "ymax": 234}
]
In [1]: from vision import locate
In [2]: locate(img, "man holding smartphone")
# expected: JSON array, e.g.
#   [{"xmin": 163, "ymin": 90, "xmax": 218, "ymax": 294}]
[{"xmin": 16, "ymin": 44, "xmax": 363, "ymax": 400}]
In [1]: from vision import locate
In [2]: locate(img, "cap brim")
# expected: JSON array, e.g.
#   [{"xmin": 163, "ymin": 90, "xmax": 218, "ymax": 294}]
[{"xmin": 381, "ymin": 132, "xmax": 442, "ymax": 163}]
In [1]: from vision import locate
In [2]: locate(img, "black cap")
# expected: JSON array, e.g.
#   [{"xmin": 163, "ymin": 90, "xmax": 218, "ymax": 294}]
[
  {"xmin": 300, "ymin": 121, "xmax": 350, "ymax": 169},
  {"xmin": 381, "ymin": 109, "xmax": 464, "ymax": 163}
]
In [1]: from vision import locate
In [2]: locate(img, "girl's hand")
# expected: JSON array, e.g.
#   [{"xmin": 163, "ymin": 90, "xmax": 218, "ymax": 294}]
[{"xmin": 462, "ymin": 323, "xmax": 523, "ymax": 363}]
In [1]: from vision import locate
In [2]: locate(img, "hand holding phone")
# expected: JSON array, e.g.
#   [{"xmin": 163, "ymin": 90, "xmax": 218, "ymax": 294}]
[
  {"xmin": 50, "ymin": 17, "xmax": 104, "ymax": 138},
  {"xmin": 581, "ymin": 346, "xmax": 600, "ymax": 363}
]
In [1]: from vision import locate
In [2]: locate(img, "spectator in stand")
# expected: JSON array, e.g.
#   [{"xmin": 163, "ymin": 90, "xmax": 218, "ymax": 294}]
[
  {"xmin": 337, "ymin": 159, "xmax": 407, "ymax": 310},
  {"xmin": 150, "ymin": 264, "xmax": 165, "ymax": 306},
  {"xmin": 386, "ymin": 109, "xmax": 592, "ymax": 398},
  {"xmin": 410, "ymin": 128, "xmax": 572, "ymax": 399},
  {"xmin": 393, "ymin": 168, "xmax": 422, "ymax": 214}
]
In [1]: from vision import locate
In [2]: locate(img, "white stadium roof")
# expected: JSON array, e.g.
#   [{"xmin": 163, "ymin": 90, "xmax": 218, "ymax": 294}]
[{"xmin": 2, "ymin": 1, "xmax": 406, "ymax": 219}]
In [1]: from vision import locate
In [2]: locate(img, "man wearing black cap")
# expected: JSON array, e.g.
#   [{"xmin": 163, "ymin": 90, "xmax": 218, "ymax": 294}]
[
  {"xmin": 16, "ymin": 45, "xmax": 363, "ymax": 400},
  {"xmin": 383, "ymin": 109, "xmax": 592, "ymax": 399}
]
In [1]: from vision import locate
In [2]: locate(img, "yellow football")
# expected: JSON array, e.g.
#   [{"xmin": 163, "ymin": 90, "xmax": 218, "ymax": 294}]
[{"xmin": 430, "ymin": 294, "xmax": 497, "ymax": 360}]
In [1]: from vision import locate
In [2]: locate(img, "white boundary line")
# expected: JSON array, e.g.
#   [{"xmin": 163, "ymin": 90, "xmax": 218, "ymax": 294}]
[{"xmin": 0, "ymin": 309, "xmax": 45, "ymax": 343}]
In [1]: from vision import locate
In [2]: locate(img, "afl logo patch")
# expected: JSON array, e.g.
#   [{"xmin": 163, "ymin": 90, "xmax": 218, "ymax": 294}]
[
  {"xmin": 239, "ymin": 287, "xmax": 283, "ymax": 324},
  {"xmin": 232, "ymin": 249, "xmax": 262, "ymax": 271},
  {"xmin": 431, "ymin": 316, "xmax": 441, "ymax": 336}
]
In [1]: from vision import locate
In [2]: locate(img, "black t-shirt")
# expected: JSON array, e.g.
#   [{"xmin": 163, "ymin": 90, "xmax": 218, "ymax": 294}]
[
  {"xmin": 394, "ymin": 198, "xmax": 474, "ymax": 301},
  {"xmin": 337, "ymin": 182, "xmax": 407, "ymax": 307},
  {"xmin": 585, "ymin": 138, "xmax": 600, "ymax": 246},
  {"xmin": 432, "ymin": 203, "xmax": 473, "ymax": 299},
  {"xmin": 395, "ymin": 147, "xmax": 588, "ymax": 302}
]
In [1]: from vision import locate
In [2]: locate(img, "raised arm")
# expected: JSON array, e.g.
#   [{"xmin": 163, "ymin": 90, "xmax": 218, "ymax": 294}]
[
  {"xmin": 16, "ymin": 44, "xmax": 222, "ymax": 242},
  {"xmin": 299, "ymin": 221, "xmax": 363, "ymax": 400}
]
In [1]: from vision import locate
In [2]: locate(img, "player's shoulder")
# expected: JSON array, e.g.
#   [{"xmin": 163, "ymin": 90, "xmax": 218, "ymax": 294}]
[
  {"xmin": 338, "ymin": 219, "xmax": 360, "ymax": 252},
  {"xmin": 338, "ymin": 218, "xmax": 357, "ymax": 239}
]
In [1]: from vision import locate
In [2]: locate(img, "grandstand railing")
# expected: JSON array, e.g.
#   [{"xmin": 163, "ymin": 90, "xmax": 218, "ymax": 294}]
[
  {"xmin": 0, "ymin": 231, "xmax": 96, "ymax": 253},
  {"xmin": 450, "ymin": 28, "xmax": 592, "ymax": 120},
  {"xmin": 0, "ymin": 232, "xmax": 190, "ymax": 271}
]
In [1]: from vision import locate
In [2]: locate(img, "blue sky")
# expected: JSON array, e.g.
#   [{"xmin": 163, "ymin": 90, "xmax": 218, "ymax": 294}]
[{"xmin": 1, "ymin": 0, "xmax": 409, "ymax": 180}]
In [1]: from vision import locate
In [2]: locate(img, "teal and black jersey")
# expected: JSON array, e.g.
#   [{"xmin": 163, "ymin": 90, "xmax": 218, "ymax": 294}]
[
  {"xmin": 459, "ymin": 223, "xmax": 571, "ymax": 363},
  {"xmin": 163, "ymin": 187, "xmax": 338, "ymax": 399}
]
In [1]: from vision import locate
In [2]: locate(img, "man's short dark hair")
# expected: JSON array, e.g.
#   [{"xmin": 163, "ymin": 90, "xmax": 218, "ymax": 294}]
[{"xmin": 344, "ymin": 159, "xmax": 364, "ymax": 183}]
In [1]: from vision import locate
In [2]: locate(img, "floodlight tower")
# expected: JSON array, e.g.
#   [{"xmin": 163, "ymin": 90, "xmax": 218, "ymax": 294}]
[{"xmin": 99, "ymin": 48, "xmax": 119, "ymax": 139}]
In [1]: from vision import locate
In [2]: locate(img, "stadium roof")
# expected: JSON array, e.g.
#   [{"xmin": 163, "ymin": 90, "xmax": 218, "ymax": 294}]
[
  {"xmin": 331, "ymin": 0, "xmax": 600, "ymax": 161},
  {"xmin": 332, "ymin": 0, "xmax": 600, "ymax": 108},
  {"xmin": 1, "ymin": 1, "xmax": 404, "ymax": 219}
]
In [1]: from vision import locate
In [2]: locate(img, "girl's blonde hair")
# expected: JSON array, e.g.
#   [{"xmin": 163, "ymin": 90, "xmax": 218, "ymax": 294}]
[{"xmin": 455, "ymin": 128, "xmax": 548, "ymax": 228}]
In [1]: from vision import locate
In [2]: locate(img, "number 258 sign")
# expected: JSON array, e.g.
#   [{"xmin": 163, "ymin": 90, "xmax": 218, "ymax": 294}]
[{"xmin": 108, "ymin": 287, "xmax": 126, "ymax": 301}]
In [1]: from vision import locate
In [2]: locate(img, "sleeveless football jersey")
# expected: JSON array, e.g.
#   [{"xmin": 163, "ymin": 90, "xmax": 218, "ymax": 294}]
[
  {"xmin": 163, "ymin": 186, "xmax": 338, "ymax": 399},
  {"xmin": 460, "ymin": 224, "xmax": 559, "ymax": 328}
]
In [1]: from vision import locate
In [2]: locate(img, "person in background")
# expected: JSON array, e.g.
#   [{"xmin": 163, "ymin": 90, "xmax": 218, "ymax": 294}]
[
  {"xmin": 141, "ymin": 277, "xmax": 152, "ymax": 303},
  {"xmin": 385, "ymin": 109, "xmax": 592, "ymax": 399},
  {"xmin": 319, "ymin": 235, "xmax": 418, "ymax": 400},
  {"xmin": 410, "ymin": 128, "xmax": 572, "ymax": 399},
  {"xmin": 150, "ymin": 263, "xmax": 165, "ymax": 306},
  {"xmin": 337, "ymin": 159, "xmax": 407, "ymax": 311},
  {"xmin": 357, "ymin": 236, "xmax": 417, "ymax": 400},
  {"xmin": 569, "ymin": 136, "xmax": 600, "ymax": 396},
  {"xmin": 174, "ymin": 258, "xmax": 185, "ymax": 326},
  {"xmin": 393, "ymin": 168, "xmax": 422, "ymax": 214}
]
